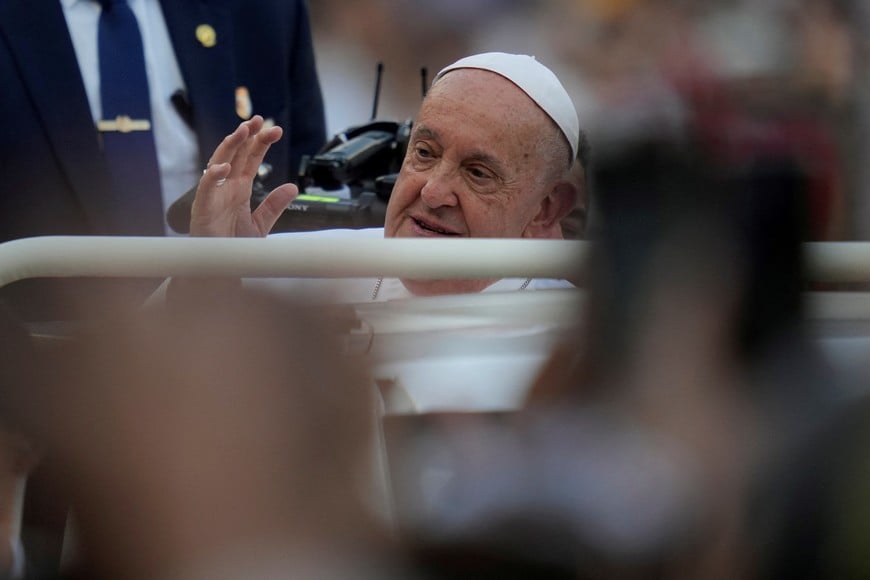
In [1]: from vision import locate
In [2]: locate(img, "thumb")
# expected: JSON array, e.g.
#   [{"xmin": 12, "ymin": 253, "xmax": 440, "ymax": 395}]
[{"xmin": 252, "ymin": 183, "xmax": 299, "ymax": 235}]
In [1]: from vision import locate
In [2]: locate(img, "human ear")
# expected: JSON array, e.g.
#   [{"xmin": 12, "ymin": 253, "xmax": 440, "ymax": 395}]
[{"xmin": 522, "ymin": 181, "xmax": 578, "ymax": 239}]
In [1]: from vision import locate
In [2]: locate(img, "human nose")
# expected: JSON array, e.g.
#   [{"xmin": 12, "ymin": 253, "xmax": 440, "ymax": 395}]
[{"xmin": 419, "ymin": 163, "xmax": 459, "ymax": 209}]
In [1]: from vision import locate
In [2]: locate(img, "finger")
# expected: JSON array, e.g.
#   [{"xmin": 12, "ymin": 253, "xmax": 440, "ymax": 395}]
[
  {"xmin": 242, "ymin": 125, "xmax": 284, "ymax": 178},
  {"xmin": 189, "ymin": 162, "xmax": 236, "ymax": 237},
  {"xmin": 226, "ymin": 116, "xmax": 266, "ymax": 179},
  {"xmin": 252, "ymin": 183, "xmax": 299, "ymax": 236},
  {"xmin": 192, "ymin": 162, "xmax": 232, "ymax": 214},
  {"xmin": 206, "ymin": 123, "xmax": 250, "ymax": 168}
]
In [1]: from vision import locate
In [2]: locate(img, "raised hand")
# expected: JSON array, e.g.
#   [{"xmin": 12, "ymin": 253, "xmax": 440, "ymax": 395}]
[{"xmin": 190, "ymin": 116, "xmax": 299, "ymax": 237}]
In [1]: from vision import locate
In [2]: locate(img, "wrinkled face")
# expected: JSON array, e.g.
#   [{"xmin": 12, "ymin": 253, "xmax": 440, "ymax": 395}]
[{"xmin": 383, "ymin": 69, "xmax": 565, "ymax": 295}]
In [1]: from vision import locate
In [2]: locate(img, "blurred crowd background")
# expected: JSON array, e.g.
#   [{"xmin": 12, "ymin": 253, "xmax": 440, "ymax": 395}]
[{"xmin": 309, "ymin": 0, "xmax": 870, "ymax": 241}]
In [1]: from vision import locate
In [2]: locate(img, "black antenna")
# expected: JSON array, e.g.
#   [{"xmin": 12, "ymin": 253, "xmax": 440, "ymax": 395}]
[
  {"xmin": 371, "ymin": 62, "xmax": 384, "ymax": 120},
  {"xmin": 420, "ymin": 66, "xmax": 428, "ymax": 99}
]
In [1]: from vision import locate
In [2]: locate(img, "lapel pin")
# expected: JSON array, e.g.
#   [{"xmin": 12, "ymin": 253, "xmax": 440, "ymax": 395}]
[
  {"xmin": 196, "ymin": 24, "xmax": 217, "ymax": 48},
  {"xmin": 235, "ymin": 86, "xmax": 253, "ymax": 119}
]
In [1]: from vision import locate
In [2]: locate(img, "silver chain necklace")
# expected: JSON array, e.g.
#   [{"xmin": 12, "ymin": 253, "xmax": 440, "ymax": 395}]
[
  {"xmin": 371, "ymin": 276, "xmax": 531, "ymax": 301},
  {"xmin": 371, "ymin": 276, "xmax": 385, "ymax": 301}
]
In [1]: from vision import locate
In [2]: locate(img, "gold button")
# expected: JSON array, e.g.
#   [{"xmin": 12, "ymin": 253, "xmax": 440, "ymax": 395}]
[{"xmin": 196, "ymin": 24, "xmax": 217, "ymax": 48}]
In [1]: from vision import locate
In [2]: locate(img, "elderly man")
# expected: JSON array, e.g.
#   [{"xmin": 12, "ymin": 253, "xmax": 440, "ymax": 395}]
[{"xmin": 189, "ymin": 52, "xmax": 582, "ymax": 300}]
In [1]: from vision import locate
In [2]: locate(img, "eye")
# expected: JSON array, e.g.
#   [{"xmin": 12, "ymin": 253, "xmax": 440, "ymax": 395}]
[
  {"xmin": 466, "ymin": 164, "xmax": 496, "ymax": 183},
  {"xmin": 415, "ymin": 145, "xmax": 433, "ymax": 159}
]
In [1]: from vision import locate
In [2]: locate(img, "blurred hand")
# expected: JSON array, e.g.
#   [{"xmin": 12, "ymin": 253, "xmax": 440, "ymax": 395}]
[
  {"xmin": 38, "ymin": 290, "xmax": 384, "ymax": 578},
  {"xmin": 190, "ymin": 116, "xmax": 299, "ymax": 237}
]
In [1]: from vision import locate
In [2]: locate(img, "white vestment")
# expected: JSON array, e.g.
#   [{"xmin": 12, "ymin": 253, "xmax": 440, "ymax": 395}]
[{"xmin": 246, "ymin": 227, "xmax": 574, "ymax": 303}]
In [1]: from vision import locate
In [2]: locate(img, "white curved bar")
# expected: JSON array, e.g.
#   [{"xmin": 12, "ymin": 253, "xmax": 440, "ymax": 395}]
[
  {"xmin": 804, "ymin": 242, "xmax": 870, "ymax": 284},
  {"xmin": 0, "ymin": 236, "xmax": 588, "ymax": 289},
  {"xmin": 805, "ymin": 292, "xmax": 870, "ymax": 320},
  {"xmin": 4, "ymin": 237, "xmax": 870, "ymax": 289}
]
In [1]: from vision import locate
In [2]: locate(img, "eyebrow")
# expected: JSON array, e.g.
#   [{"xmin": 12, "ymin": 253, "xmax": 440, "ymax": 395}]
[
  {"xmin": 412, "ymin": 125, "xmax": 440, "ymax": 144},
  {"xmin": 412, "ymin": 125, "xmax": 508, "ymax": 176}
]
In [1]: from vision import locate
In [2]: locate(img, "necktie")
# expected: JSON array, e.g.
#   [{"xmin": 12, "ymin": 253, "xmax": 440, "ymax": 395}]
[{"xmin": 97, "ymin": 0, "xmax": 165, "ymax": 235}]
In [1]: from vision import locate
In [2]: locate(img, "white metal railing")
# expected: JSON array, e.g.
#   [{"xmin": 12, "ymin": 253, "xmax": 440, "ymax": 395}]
[
  {"xmin": 0, "ymin": 236, "xmax": 587, "ymax": 288},
  {"xmin": 3, "ymin": 237, "xmax": 870, "ymax": 287},
  {"xmin": 804, "ymin": 242, "xmax": 870, "ymax": 284},
  {"xmin": 6, "ymin": 237, "xmax": 870, "ymax": 322}
]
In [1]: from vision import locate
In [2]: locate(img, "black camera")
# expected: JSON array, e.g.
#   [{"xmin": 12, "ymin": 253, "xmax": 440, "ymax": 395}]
[
  {"xmin": 299, "ymin": 118, "xmax": 411, "ymax": 199},
  {"xmin": 263, "ymin": 118, "xmax": 410, "ymax": 232}
]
